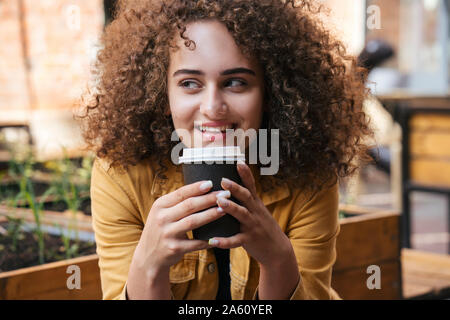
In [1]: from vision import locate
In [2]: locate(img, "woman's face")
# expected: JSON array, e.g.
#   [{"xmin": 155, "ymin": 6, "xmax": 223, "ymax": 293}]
[{"xmin": 167, "ymin": 20, "xmax": 265, "ymax": 149}]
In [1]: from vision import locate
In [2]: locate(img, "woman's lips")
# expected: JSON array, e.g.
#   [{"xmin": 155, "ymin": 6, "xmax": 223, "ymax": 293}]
[
  {"xmin": 195, "ymin": 126, "xmax": 235, "ymax": 143},
  {"xmin": 201, "ymin": 129, "xmax": 227, "ymax": 142}
]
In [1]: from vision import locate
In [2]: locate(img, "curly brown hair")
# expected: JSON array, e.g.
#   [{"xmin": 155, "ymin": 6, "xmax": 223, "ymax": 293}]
[{"xmin": 77, "ymin": 0, "xmax": 374, "ymax": 194}]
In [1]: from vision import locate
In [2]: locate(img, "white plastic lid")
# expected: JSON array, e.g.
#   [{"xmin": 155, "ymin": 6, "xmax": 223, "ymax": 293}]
[{"xmin": 179, "ymin": 146, "xmax": 245, "ymax": 164}]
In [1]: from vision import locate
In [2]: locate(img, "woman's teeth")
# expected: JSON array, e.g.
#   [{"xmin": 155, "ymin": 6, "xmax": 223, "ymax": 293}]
[{"xmin": 198, "ymin": 125, "xmax": 233, "ymax": 133}]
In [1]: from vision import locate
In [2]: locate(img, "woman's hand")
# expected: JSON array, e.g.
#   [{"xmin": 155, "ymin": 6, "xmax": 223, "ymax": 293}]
[
  {"xmin": 127, "ymin": 181, "xmax": 228, "ymax": 300},
  {"xmin": 210, "ymin": 161, "xmax": 294, "ymax": 267},
  {"xmin": 133, "ymin": 180, "xmax": 228, "ymax": 271}
]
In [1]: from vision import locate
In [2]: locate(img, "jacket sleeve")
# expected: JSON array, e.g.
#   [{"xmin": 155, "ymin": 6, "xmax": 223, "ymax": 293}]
[
  {"xmin": 90, "ymin": 158, "xmax": 144, "ymax": 300},
  {"xmin": 284, "ymin": 181, "xmax": 341, "ymax": 300}
]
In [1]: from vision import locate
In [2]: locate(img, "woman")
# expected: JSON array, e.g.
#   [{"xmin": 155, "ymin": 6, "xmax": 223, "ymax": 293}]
[{"xmin": 79, "ymin": 0, "xmax": 373, "ymax": 300}]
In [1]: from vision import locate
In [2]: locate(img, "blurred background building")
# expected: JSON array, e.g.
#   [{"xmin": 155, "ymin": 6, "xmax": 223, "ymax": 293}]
[{"xmin": 0, "ymin": 0, "xmax": 104, "ymax": 160}]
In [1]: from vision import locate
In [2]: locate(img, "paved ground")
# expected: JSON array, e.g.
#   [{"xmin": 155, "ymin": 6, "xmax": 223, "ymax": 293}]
[{"xmin": 340, "ymin": 164, "xmax": 449, "ymax": 254}]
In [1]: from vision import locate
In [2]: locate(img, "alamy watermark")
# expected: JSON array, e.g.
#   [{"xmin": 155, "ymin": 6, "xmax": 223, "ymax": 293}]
[
  {"xmin": 65, "ymin": 4, "xmax": 81, "ymax": 31},
  {"xmin": 66, "ymin": 264, "xmax": 81, "ymax": 290},
  {"xmin": 366, "ymin": 264, "xmax": 381, "ymax": 290},
  {"xmin": 367, "ymin": 5, "xmax": 381, "ymax": 30}
]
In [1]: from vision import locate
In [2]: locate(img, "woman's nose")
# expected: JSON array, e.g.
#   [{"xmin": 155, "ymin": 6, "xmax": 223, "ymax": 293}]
[{"xmin": 199, "ymin": 85, "xmax": 228, "ymax": 118}]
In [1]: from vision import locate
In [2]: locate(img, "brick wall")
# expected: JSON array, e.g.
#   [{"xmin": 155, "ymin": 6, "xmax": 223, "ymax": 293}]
[
  {"xmin": 0, "ymin": 0, "xmax": 30, "ymax": 122},
  {"xmin": 0, "ymin": 0, "xmax": 104, "ymax": 159},
  {"xmin": 0, "ymin": 0, "xmax": 104, "ymax": 123},
  {"xmin": 25, "ymin": 0, "xmax": 104, "ymax": 111}
]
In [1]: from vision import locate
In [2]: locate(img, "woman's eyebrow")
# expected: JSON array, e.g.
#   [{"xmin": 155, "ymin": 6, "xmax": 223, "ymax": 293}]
[
  {"xmin": 221, "ymin": 68, "xmax": 256, "ymax": 76},
  {"xmin": 173, "ymin": 67, "xmax": 256, "ymax": 77}
]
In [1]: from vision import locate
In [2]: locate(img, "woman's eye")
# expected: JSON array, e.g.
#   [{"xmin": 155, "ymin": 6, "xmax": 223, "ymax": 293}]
[
  {"xmin": 225, "ymin": 79, "xmax": 247, "ymax": 87},
  {"xmin": 178, "ymin": 79, "xmax": 247, "ymax": 90},
  {"xmin": 179, "ymin": 80, "xmax": 201, "ymax": 89}
]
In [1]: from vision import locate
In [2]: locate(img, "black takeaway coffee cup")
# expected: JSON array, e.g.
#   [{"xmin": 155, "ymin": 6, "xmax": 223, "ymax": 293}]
[{"xmin": 178, "ymin": 146, "xmax": 245, "ymax": 241}]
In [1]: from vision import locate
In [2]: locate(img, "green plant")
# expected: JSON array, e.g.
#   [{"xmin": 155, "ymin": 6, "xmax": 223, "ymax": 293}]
[
  {"xmin": 6, "ymin": 149, "xmax": 44, "ymax": 263},
  {"xmin": 49, "ymin": 156, "xmax": 82, "ymax": 243},
  {"xmin": 0, "ymin": 171, "xmax": 5, "ymax": 200},
  {"xmin": 5, "ymin": 216, "xmax": 25, "ymax": 252},
  {"xmin": 2, "ymin": 146, "xmax": 92, "ymax": 264},
  {"xmin": 55, "ymin": 223, "xmax": 79, "ymax": 259},
  {"xmin": 48, "ymin": 154, "xmax": 95, "ymax": 256},
  {"xmin": 76, "ymin": 155, "xmax": 93, "ymax": 190},
  {"xmin": 7, "ymin": 149, "xmax": 56, "ymax": 264}
]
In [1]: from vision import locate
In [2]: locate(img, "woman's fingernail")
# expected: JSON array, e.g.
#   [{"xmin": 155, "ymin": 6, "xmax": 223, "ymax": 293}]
[
  {"xmin": 217, "ymin": 206, "xmax": 224, "ymax": 213},
  {"xmin": 208, "ymin": 238, "xmax": 219, "ymax": 246},
  {"xmin": 221, "ymin": 177, "xmax": 232, "ymax": 188},
  {"xmin": 216, "ymin": 190, "xmax": 231, "ymax": 198},
  {"xmin": 217, "ymin": 197, "xmax": 229, "ymax": 207},
  {"xmin": 200, "ymin": 180, "xmax": 213, "ymax": 191},
  {"xmin": 237, "ymin": 160, "xmax": 246, "ymax": 169}
]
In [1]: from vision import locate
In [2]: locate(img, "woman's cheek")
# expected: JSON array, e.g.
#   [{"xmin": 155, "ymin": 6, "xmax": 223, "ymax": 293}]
[
  {"xmin": 238, "ymin": 103, "xmax": 263, "ymax": 129},
  {"xmin": 171, "ymin": 101, "xmax": 196, "ymax": 122}
]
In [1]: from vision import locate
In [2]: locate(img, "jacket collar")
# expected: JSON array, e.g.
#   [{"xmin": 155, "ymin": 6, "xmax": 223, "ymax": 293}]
[{"xmin": 250, "ymin": 163, "xmax": 290, "ymax": 206}]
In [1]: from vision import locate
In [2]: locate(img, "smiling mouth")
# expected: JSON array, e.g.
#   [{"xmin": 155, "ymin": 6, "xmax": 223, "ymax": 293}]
[{"xmin": 194, "ymin": 124, "xmax": 237, "ymax": 133}]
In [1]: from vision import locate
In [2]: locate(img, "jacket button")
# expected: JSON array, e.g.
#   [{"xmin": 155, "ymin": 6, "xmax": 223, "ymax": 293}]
[{"xmin": 207, "ymin": 263, "xmax": 216, "ymax": 273}]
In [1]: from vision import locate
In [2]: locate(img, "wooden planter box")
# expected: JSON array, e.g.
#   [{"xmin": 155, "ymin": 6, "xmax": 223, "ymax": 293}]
[
  {"xmin": 0, "ymin": 254, "xmax": 101, "ymax": 299},
  {"xmin": 0, "ymin": 213, "xmax": 101, "ymax": 300},
  {"xmin": 332, "ymin": 204, "xmax": 402, "ymax": 300}
]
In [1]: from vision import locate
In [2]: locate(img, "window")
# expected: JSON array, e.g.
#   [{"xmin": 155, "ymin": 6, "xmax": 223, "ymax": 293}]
[{"xmin": 365, "ymin": 0, "xmax": 449, "ymax": 95}]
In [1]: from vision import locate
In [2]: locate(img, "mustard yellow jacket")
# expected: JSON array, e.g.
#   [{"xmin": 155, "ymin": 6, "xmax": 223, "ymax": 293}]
[{"xmin": 90, "ymin": 157, "xmax": 342, "ymax": 300}]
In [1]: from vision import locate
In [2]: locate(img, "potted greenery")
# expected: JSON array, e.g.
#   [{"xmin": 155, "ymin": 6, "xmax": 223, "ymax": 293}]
[{"xmin": 0, "ymin": 149, "xmax": 100, "ymax": 300}]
